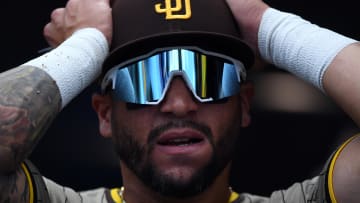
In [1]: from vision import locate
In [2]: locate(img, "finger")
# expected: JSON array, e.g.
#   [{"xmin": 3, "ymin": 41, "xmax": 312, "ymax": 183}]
[
  {"xmin": 64, "ymin": 0, "xmax": 78, "ymax": 13},
  {"xmin": 43, "ymin": 23, "xmax": 63, "ymax": 47},
  {"xmin": 96, "ymin": 0, "xmax": 110, "ymax": 4},
  {"xmin": 43, "ymin": 23, "xmax": 57, "ymax": 47},
  {"xmin": 50, "ymin": 8, "xmax": 65, "ymax": 25}
]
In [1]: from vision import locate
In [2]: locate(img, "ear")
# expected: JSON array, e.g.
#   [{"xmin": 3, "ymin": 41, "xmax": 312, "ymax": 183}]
[
  {"xmin": 92, "ymin": 93, "xmax": 113, "ymax": 138},
  {"xmin": 239, "ymin": 82, "xmax": 254, "ymax": 127}
]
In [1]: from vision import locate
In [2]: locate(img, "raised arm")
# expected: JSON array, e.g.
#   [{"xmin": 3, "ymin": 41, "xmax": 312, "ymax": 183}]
[
  {"xmin": 323, "ymin": 43, "xmax": 360, "ymax": 203},
  {"xmin": 0, "ymin": 0, "xmax": 111, "ymax": 201},
  {"xmin": 227, "ymin": 0, "xmax": 360, "ymax": 202},
  {"xmin": 227, "ymin": 0, "xmax": 360, "ymax": 125},
  {"xmin": 323, "ymin": 44, "xmax": 360, "ymax": 125}
]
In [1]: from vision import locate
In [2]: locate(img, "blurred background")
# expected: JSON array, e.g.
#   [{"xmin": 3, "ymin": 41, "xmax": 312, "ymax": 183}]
[{"xmin": 1, "ymin": 0, "xmax": 359, "ymax": 196}]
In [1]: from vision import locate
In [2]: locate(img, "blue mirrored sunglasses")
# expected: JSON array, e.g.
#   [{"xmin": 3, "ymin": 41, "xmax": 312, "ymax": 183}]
[{"xmin": 101, "ymin": 47, "xmax": 247, "ymax": 105}]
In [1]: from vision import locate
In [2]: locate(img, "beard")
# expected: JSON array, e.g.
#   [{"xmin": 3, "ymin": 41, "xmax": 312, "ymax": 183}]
[{"xmin": 112, "ymin": 119, "xmax": 241, "ymax": 198}]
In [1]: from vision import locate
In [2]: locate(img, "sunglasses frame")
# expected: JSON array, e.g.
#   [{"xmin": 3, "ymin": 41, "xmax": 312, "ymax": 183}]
[{"xmin": 101, "ymin": 46, "xmax": 247, "ymax": 104}]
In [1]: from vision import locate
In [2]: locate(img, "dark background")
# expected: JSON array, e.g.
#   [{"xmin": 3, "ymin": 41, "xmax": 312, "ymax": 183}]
[{"xmin": 1, "ymin": 0, "xmax": 360, "ymax": 196}]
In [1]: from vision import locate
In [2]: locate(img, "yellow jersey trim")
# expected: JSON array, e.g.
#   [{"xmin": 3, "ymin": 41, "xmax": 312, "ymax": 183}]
[
  {"xmin": 229, "ymin": 190, "xmax": 239, "ymax": 202},
  {"xmin": 328, "ymin": 134, "xmax": 359, "ymax": 203},
  {"xmin": 21, "ymin": 163, "xmax": 34, "ymax": 203},
  {"xmin": 110, "ymin": 188, "xmax": 123, "ymax": 203},
  {"xmin": 109, "ymin": 187, "xmax": 240, "ymax": 203}
]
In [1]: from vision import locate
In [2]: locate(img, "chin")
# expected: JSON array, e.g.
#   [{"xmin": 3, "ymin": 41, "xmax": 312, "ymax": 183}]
[
  {"xmin": 138, "ymin": 156, "xmax": 225, "ymax": 198},
  {"xmin": 161, "ymin": 166, "xmax": 198, "ymax": 183}
]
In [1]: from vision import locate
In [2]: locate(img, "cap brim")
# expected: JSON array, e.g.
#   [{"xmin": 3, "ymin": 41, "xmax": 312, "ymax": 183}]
[{"xmin": 102, "ymin": 31, "xmax": 254, "ymax": 74}]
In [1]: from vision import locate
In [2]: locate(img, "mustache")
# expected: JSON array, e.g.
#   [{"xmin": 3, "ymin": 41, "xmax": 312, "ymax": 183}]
[{"xmin": 148, "ymin": 120, "xmax": 213, "ymax": 144}]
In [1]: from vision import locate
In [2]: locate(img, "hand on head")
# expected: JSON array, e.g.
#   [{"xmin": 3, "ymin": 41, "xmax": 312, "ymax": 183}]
[
  {"xmin": 43, "ymin": 0, "xmax": 112, "ymax": 47},
  {"xmin": 225, "ymin": 0, "xmax": 270, "ymax": 71},
  {"xmin": 226, "ymin": 0, "xmax": 269, "ymax": 52}
]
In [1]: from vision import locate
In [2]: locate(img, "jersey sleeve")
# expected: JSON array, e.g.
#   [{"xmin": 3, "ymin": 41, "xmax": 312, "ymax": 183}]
[
  {"xmin": 21, "ymin": 160, "xmax": 51, "ymax": 203},
  {"xmin": 272, "ymin": 176, "xmax": 326, "ymax": 202},
  {"xmin": 235, "ymin": 175, "xmax": 328, "ymax": 202},
  {"xmin": 21, "ymin": 160, "xmax": 115, "ymax": 203},
  {"xmin": 43, "ymin": 178, "xmax": 111, "ymax": 203},
  {"xmin": 325, "ymin": 134, "xmax": 360, "ymax": 203},
  {"xmin": 265, "ymin": 134, "xmax": 359, "ymax": 203},
  {"xmin": 235, "ymin": 135, "xmax": 360, "ymax": 203}
]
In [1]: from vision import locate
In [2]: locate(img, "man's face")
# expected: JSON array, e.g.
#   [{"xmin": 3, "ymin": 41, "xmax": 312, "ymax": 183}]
[{"xmin": 93, "ymin": 77, "xmax": 252, "ymax": 197}]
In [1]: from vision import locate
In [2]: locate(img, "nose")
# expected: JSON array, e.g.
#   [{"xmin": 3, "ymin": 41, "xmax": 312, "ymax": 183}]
[{"xmin": 160, "ymin": 77, "xmax": 199, "ymax": 117}]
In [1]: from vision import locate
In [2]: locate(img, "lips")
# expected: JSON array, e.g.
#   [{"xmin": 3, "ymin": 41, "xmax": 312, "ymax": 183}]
[
  {"xmin": 154, "ymin": 129, "xmax": 207, "ymax": 154},
  {"xmin": 157, "ymin": 129, "xmax": 205, "ymax": 146}
]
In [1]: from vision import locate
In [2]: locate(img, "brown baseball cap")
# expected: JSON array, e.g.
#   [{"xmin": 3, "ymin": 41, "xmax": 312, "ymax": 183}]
[{"xmin": 102, "ymin": 0, "xmax": 254, "ymax": 75}]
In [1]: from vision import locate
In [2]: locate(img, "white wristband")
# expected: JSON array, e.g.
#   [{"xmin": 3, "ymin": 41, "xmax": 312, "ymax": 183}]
[
  {"xmin": 24, "ymin": 28, "xmax": 109, "ymax": 108},
  {"xmin": 258, "ymin": 8, "xmax": 357, "ymax": 90}
]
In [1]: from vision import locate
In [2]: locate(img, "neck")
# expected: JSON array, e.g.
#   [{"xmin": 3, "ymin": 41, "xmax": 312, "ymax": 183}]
[{"xmin": 119, "ymin": 163, "xmax": 233, "ymax": 203}]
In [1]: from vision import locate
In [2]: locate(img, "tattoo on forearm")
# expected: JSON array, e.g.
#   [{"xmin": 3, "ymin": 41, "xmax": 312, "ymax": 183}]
[{"xmin": 0, "ymin": 65, "xmax": 61, "ymax": 173}]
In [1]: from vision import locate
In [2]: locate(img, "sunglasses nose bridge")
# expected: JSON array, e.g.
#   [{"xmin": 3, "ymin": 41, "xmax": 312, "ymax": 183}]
[
  {"xmin": 159, "ymin": 76, "xmax": 200, "ymax": 115},
  {"xmin": 159, "ymin": 71, "xmax": 202, "ymax": 102}
]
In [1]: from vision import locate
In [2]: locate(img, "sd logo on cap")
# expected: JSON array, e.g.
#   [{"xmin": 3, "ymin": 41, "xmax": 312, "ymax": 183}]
[{"xmin": 102, "ymin": 0, "xmax": 254, "ymax": 76}]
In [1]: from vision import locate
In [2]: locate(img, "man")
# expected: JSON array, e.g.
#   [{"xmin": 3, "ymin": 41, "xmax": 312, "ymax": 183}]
[{"xmin": 1, "ymin": 0, "xmax": 360, "ymax": 203}]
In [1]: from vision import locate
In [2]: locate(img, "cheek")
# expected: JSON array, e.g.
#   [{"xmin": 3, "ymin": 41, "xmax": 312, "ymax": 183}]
[
  {"xmin": 111, "ymin": 103, "xmax": 157, "ymax": 142},
  {"xmin": 200, "ymin": 99, "xmax": 242, "ymax": 140}
]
